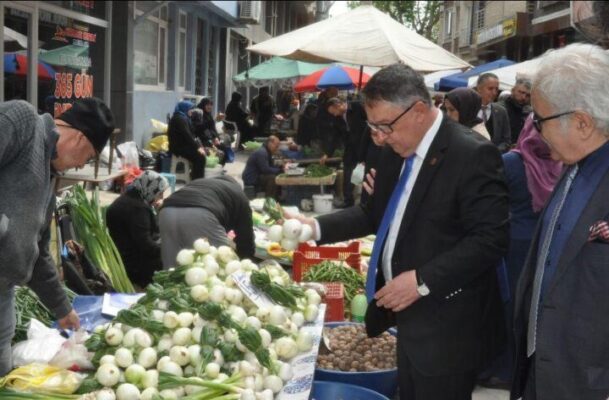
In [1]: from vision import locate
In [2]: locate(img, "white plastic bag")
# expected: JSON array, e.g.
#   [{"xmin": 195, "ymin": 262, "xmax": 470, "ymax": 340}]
[
  {"xmin": 117, "ymin": 141, "xmax": 140, "ymax": 168},
  {"xmin": 12, "ymin": 319, "xmax": 66, "ymax": 367},
  {"xmin": 351, "ymin": 163, "xmax": 365, "ymax": 185},
  {"xmin": 50, "ymin": 329, "xmax": 93, "ymax": 370}
]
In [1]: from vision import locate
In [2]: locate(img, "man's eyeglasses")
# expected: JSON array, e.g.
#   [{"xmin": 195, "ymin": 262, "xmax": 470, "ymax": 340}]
[
  {"xmin": 366, "ymin": 101, "xmax": 419, "ymax": 134},
  {"xmin": 532, "ymin": 110, "xmax": 575, "ymax": 132}
]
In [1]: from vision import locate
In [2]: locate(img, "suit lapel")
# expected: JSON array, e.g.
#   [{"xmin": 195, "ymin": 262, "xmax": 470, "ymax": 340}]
[
  {"xmin": 394, "ymin": 119, "xmax": 450, "ymax": 247},
  {"xmin": 546, "ymin": 168, "xmax": 609, "ymax": 298}
]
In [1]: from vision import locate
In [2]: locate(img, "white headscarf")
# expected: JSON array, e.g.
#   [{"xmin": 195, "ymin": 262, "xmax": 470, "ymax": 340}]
[{"xmin": 130, "ymin": 171, "xmax": 169, "ymax": 205}]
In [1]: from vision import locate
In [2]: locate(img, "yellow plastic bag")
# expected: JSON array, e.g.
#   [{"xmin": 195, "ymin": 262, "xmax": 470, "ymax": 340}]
[
  {"xmin": 0, "ymin": 363, "xmax": 84, "ymax": 395},
  {"xmin": 151, "ymin": 118, "xmax": 168, "ymax": 134},
  {"xmin": 145, "ymin": 134, "xmax": 169, "ymax": 152}
]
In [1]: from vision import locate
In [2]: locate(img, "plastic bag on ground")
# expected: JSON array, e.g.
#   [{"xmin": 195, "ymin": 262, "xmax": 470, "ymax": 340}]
[
  {"xmin": 350, "ymin": 163, "xmax": 365, "ymax": 185},
  {"xmin": 50, "ymin": 330, "xmax": 93, "ymax": 371},
  {"xmin": 0, "ymin": 363, "xmax": 85, "ymax": 394},
  {"xmin": 117, "ymin": 141, "xmax": 140, "ymax": 168},
  {"xmin": 12, "ymin": 319, "xmax": 66, "ymax": 367}
]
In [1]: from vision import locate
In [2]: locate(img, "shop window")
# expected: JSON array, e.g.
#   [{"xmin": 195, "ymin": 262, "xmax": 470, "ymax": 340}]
[
  {"xmin": 134, "ymin": 4, "xmax": 168, "ymax": 88},
  {"xmin": 178, "ymin": 11, "xmax": 187, "ymax": 89},
  {"xmin": 43, "ymin": 1, "xmax": 106, "ymax": 20},
  {"xmin": 37, "ymin": 9, "xmax": 105, "ymax": 116},
  {"xmin": 3, "ymin": 8, "xmax": 30, "ymax": 102}
]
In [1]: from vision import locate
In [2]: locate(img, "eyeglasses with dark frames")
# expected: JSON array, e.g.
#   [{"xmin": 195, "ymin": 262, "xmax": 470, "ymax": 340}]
[
  {"xmin": 532, "ymin": 110, "xmax": 576, "ymax": 132},
  {"xmin": 366, "ymin": 101, "xmax": 420, "ymax": 134}
]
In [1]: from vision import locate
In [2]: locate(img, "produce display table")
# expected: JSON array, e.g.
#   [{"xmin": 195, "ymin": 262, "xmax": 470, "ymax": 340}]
[
  {"xmin": 276, "ymin": 173, "xmax": 336, "ymax": 194},
  {"xmin": 55, "ymin": 165, "xmax": 128, "ymax": 192}
]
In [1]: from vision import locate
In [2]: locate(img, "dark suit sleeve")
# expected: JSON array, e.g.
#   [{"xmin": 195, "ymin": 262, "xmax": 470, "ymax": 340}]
[
  {"xmin": 418, "ymin": 143, "xmax": 510, "ymax": 298},
  {"xmin": 493, "ymin": 105, "xmax": 512, "ymax": 153},
  {"xmin": 316, "ymin": 202, "xmax": 376, "ymax": 244}
]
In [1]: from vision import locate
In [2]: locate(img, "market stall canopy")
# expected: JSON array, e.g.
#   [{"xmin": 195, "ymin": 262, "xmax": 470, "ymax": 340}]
[
  {"xmin": 247, "ymin": 5, "xmax": 470, "ymax": 71},
  {"xmin": 39, "ymin": 45, "xmax": 90, "ymax": 69},
  {"xmin": 4, "ymin": 26, "xmax": 28, "ymax": 48},
  {"xmin": 466, "ymin": 58, "xmax": 542, "ymax": 90},
  {"xmin": 233, "ymin": 56, "xmax": 331, "ymax": 88},
  {"xmin": 435, "ymin": 58, "xmax": 515, "ymax": 91},
  {"xmin": 294, "ymin": 65, "xmax": 371, "ymax": 93},
  {"xmin": 424, "ymin": 69, "xmax": 462, "ymax": 91},
  {"xmin": 4, "ymin": 53, "xmax": 55, "ymax": 80}
]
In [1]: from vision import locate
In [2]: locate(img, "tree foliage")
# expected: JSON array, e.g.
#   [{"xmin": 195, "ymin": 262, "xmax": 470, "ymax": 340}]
[{"xmin": 348, "ymin": 1, "xmax": 442, "ymax": 41}]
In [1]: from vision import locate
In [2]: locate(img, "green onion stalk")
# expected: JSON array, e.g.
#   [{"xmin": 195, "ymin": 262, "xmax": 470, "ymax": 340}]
[
  {"xmin": 65, "ymin": 185, "xmax": 134, "ymax": 293},
  {"xmin": 158, "ymin": 372, "xmax": 243, "ymax": 400}
]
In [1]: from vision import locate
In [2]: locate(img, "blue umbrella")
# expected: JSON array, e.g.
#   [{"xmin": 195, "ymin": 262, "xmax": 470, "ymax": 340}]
[{"xmin": 435, "ymin": 58, "xmax": 515, "ymax": 91}]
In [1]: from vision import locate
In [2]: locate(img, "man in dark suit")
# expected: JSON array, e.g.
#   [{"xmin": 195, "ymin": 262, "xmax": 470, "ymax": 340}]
[
  {"xmin": 511, "ymin": 43, "xmax": 609, "ymax": 400},
  {"xmin": 297, "ymin": 64, "xmax": 509, "ymax": 399},
  {"xmin": 325, "ymin": 97, "xmax": 369, "ymax": 207},
  {"xmin": 476, "ymin": 73, "xmax": 512, "ymax": 153}
]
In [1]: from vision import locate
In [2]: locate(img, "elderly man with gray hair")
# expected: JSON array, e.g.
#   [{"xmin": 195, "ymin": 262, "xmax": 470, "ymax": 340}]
[
  {"xmin": 501, "ymin": 78, "xmax": 531, "ymax": 144},
  {"xmin": 512, "ymin": 43, "xmax": 609, "ymax": 400}
]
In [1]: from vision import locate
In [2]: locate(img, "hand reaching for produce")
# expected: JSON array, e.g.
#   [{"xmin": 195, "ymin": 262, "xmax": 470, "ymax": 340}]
[
  {"xmin": 363, "ymin": 168, "xmax": 376, "ymax": 196},
  {"xmin": 280, "ymin": 209, "xmax": 318, "ymax": 241},
  {"xmin": 374, "ymin": 270, "xmax": 420, "ymax": 312},
  {"xmin": 57, "ymin": 309, "xmax": 81, "ymax": 330}
]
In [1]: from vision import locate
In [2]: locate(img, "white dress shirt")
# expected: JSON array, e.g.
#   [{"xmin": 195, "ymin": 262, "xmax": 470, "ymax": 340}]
[
  {"xmin": 477, "ymin": 104, "xmax": 491, "ymax": 122},
  {"xmin": 381, "ymin": 110, "xmax": 443, "ymax": 282}
]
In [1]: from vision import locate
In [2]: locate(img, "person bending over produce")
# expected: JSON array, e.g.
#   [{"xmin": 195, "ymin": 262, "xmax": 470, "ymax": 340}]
[
  {"xmin": 106, "ymin": 171, "xmax": 169, "ymax": 288},
  {"xmin": 158, "ymin": 175, "xmax": 255, "ymax": 269},
  {"xmin": 0, "ymin": 98, "xmax": 114, "ymax": 375},
  {"xmin": 241, "ymin": 135, "xmax": 286, "ymax": 199}
]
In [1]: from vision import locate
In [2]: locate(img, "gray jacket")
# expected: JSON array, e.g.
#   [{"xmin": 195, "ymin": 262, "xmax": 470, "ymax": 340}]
[{"xmin": 0, "ymin": 101, "xmax": 71, "ymax": 319}]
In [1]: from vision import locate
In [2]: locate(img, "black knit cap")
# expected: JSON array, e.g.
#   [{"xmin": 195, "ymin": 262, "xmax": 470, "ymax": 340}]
[{"xmin": 57, "ymin": 97, "xmax": 115, "ymax": 153}]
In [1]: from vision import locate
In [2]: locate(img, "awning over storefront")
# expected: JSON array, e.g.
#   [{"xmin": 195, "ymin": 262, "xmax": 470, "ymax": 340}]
[{"xmin": 435, "ymin": 58, "xmax": 515, "ymax": 91}]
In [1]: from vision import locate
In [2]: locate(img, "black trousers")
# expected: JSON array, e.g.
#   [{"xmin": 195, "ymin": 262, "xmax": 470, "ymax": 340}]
[
  {"xmin": 178, "ymin": 149, "xmax": 205, "ymax": 180},
  {"xmin": 398, "ymin": 340, "xmax": 477, "ymax": 400}
]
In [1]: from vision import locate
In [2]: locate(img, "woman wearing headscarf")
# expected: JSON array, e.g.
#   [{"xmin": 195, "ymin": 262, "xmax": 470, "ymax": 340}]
[
  {"xmin": 443, "ymin": 87, "xmax": 491, "ymax": 140},
  {"xmin": 225, "ymin": 91, "xmax": 255, "ymax": 145},
  {"xmin": 106, "ymin": 171, "xmax": 169, "ymax": 287},
  {"xmin": 168, "ymin": 100, "xmax": 206, "ymax": 180},
  {"xmin": 195, "ymin": 98, "xmax": 229, "ymax": 165}
]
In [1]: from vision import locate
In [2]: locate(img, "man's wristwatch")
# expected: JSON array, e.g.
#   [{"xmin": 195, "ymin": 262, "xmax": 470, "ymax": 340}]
[{"xmin": 415, "ymin": 270, "xmax": 430, "ymax": 296}]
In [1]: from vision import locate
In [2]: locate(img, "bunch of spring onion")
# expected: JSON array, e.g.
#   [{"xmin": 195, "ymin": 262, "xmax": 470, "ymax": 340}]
[
  {"xmin": 64, "ymin": 185, "xmax": 135, "ymax": 293},
  {"xmin": 82, "ymin": 238, "xmax": 322, "ymax": 400}
]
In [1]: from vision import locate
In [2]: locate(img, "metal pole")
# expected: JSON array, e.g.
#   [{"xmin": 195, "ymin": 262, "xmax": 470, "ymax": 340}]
[
  {"xmin": 104, "ymin": 1, "xmax": 112, "ymax": 106},
  {"xmin": 357, "ymin": 65, "xmax": 364, "ymax": 95},
  {"xmin": 0, "ymin": 5, "xmax": 4, "ymax": 102},
  {"xmin": 27, "ymin": 5, "xmax": 39, "ymax": 109}
]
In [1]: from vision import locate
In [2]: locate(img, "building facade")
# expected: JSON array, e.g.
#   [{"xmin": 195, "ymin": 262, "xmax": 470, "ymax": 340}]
[
  {"xmin": 438, "ymin": 1, "xmax": 586, "ymax": 65},
  {"xmin": 1, "ymin": 1, "xmax": 316, "ymax": 147}
]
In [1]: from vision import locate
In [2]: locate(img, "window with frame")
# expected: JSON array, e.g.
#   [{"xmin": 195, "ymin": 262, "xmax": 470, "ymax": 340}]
[
  {"xmin": 178, "ymin": 11, "xmax": 187, "ymax": 89},
  {"xmin": 134, "ymin": 2, "xmax": 168, "ymax": 88}
]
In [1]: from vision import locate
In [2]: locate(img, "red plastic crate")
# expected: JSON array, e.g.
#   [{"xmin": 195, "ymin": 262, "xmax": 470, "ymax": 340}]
[
  {"xmin": 297, "ymin": 242, "xmax": 360, "ymax": 260},
  {"xmin": 292, "ymin": 252, "xmax": 361, "ymax": 282},
  {"xmin": 323, "ymin": 282, "xmax": 345, "ymax": 322}
]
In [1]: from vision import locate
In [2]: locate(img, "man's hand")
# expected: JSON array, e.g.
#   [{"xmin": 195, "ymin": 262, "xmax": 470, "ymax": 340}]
[
  {"xmin": 320, "ymin": 154, "xmax": 328, "ymax": 165},
  {"xmin": 198, "ymin": 147, "xmax": 206, "ymax": 156},
  {"xmin": 375, "ymin": 270, "xmax": 420, "ymax": 312},
  {"xmin": 363, "ymin": 168, "xmax": 376, "ymax": 195},
  {"xmin": 58, "ymin": 309, "xmax": 80, "ymax": 330}
]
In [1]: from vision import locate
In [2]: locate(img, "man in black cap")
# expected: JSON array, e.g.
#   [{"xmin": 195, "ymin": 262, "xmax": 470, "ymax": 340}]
[{"xmin": 0, "ymin": 97, "xmax": 114, "ymax": 375}]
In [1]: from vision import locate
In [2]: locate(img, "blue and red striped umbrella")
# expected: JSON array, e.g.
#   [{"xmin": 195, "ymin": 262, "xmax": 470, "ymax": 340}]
[
  {"xmin": 294, "ymin": 65, "xmax": 370, "ymax": 93},
  {"xmin": 4, "ymin": 53, "xmax": 56, "ymax": 80}
]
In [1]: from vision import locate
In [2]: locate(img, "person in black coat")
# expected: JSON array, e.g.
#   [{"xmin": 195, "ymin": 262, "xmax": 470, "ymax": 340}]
[
  {"xmin": 295, "ymin": 64, "xmax": 509, "ymax": 400},
  {"xmin": 250, "ymin": 87, "xmax": 275, "ymax": 136},
  {"xmin": 107, "ymin": 171, "xmax": 169, "ymax": 287},
  {"xmin": 193, "ymin": 98, "xmax": 228, "ymax": 165},
  {"xmin": 296, "ymin": 102, "xmax": 318, "ymax": 147},
  {"xmin": 158, "ymin": 175, "xmax": 255, "ymax": 268},
  {"xmin": 326, "ymin": 97, "xmax": 369, "ymax": 207},
  {"xmin": 168, "ymin": 100, "xmax": 206, "ymax": 180},
  {"xmin": 225, "ymin": 91, "xmax": 255, "ymax": 145}
]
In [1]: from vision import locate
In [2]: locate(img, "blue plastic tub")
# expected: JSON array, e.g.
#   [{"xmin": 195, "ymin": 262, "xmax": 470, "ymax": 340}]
[
  {"xmin": 314, "ymin": 322, "xmax": 398, "ymax": 398},
  {"xmin": 310, "ymin": 381, "xmax": 389, "ymax": 400}
]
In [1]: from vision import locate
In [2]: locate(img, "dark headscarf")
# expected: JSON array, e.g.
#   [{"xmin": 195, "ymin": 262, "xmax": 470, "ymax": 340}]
[
  {"xmin": 129, "ymin": 170, "xmax": 169, "ymax": 205},
  {"xmin": 197, "ymin": 97, "xmax": 213, "ymax": 113},
  {"xmin": 230, "ymin": 92, "xmax": 242, "ymax": 103},
  {"xmin": 174, "ymin": 100, "xmax": 194, "ymax": 117},
  {"xmin": 446, "ymin": 87, "xmax": 483, "ymax": 128}
]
